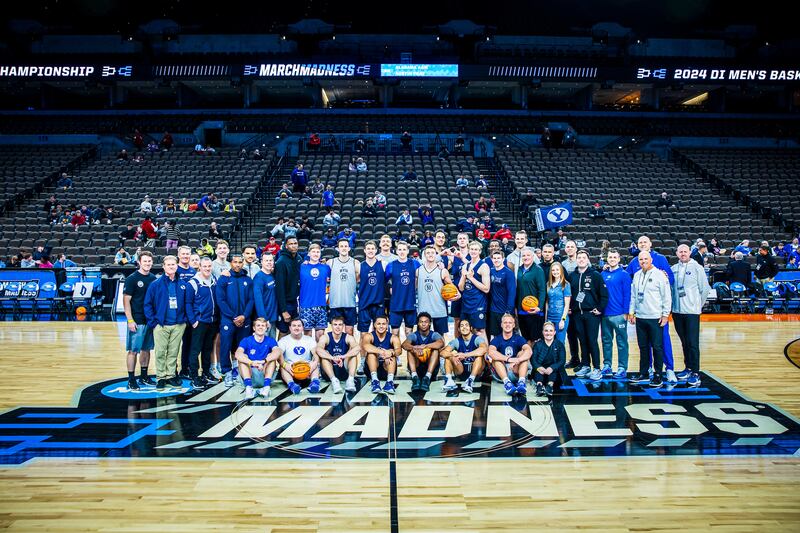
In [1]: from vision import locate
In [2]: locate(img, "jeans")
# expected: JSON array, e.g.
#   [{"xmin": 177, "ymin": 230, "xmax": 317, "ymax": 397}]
[
  {"xmin": 601, "ymin": 314, "xmax": 629, "ymax": 370},
  {"xmin": 673, "ymin": 313, "xmax": 701, "ymax": 371}
]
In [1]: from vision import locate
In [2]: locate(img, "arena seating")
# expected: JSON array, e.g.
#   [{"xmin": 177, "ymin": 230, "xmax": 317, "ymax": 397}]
[
  {"xmin": 677, "ymin": 148, "xmax": 800, "ymax": 228},
  {"xmin": 0, "ymin": 148, "xmax": 273, "ymax": 265},
  {"xmin": 0, "ymin": 115, "xmax": 199, "ymax": 135},
  {"xmin": 254, "ymin": 153, "xmax": 509, "ymax": 259},
  {"xmin": 496, "ymin": 147, "xmax": 792, "ymax": 259}
]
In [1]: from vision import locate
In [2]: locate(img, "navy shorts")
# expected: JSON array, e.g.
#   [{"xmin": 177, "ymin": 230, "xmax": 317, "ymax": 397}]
[
  {"xmin": 389, "ymin": 310, "xmax": 416, "ymax": 329},
  {"xmin": 449, "ymin": 299, "xmax": 462, "ymax": 318},
  {"xmin": 460, "ymin": 309, "xmax": 487, "ymax": 330},
  {"xmin": 431, "ymin": 316, "xmax": 449, "ymax": 336},
  {"xmin": 357, "ymin": 304, "xmax": 384, "ymax": 333},
  {"xmin": 328, "ymin": 359, "xmax": 352, "ymax": 381},
  {"xmin": 329, "ymin": 307, "xmax": 357, "ymax": 327}
]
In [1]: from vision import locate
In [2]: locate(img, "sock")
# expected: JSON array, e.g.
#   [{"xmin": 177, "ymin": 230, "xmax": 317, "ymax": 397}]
[
  {"xmin": 425, "ymin": 372, "xmax": 432, "ymax": 379},
  {"xmin": 287, "ymin": 380, "xmax": 296, "ymax": 387},
  {"xmin": 410, "ymin": 371, "xmax": 418, "ymax": 379},
  {"xmin": 466, "ymin": 376, "xmax": 474, "ymax": 384},
  {"xmin": 446, "ymin": 373, "xmax": 454, "ymax": 380},
  {"xmin": 387, "ymin": 373, "xmax": 394, "ymax": 382},
  {"xmin": 331, "ymin": 377, "xmax": 340, "ymax": 385},
  {"xmin": 519, "ymin": 378, "xmax": 526, "ymax": 385},
  {"xmin": 503, "ymin": 378, "xmax": 511, "ymax": 385},
  {"xmin": 264, "ymin": 378, "xmax": 272, "ymax": 387},
  {"xmin": 140, "ymin": 366, "xmax": 148, "ymax": 377},
  {"xmin": 128, "ymin": 371, "xmax": 135, "ymax": 380},
  {"xmin": 243, "ymin": 378, "xmax": 252, "ymax": 387},
  {"xmin": 371, "ymin": 372, "xmax": 378, "ymax": 381}
]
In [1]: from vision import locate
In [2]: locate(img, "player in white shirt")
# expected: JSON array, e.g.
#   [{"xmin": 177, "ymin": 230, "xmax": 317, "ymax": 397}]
[{"xmin": 277, "ymin": 318, "xmax": 321, "ymax": 395}]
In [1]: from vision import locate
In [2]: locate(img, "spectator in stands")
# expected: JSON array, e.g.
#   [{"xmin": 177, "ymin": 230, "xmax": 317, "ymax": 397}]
[
  {"xmin": 283, "ymin": 219, "xmax": 298, "ymax": 239},
  {"xmin": 310, "ymin": 178, "xmax": 324, "ymax": 196},
  {"xmin": 356, "ymin": 157, "xmax": 368, "ymax": 174},
  {"xmin": 373, "ymin": 190, "xmax": 387, "ymax": 209},
  {"xmin": 115, "ymin": 247, "xmax": 133, "ymax": 265},
  {"xmin": 119, "ymin": 222, "xmax": 138, "ymax": 246},
  {"xmin": 363, "ymin": 198, "xmax": 377, "ymax": 217},
  {"xmin": 726, "ymin": 252, "xmax": 751, "ymax": 287},
  {"xmin": 391, "ymin": 228, "xmax": 406, "ymax": 246},
  {"xmin": 58, "ymin": 210, "xmax": 71, "ymax": 226},
  {"xmin": 308, "ymin": 132, "xmax": 321, "ymax": 151},
  {"xmin": 691, "ymin": 243, "xmax": 707, "ymax": 267},
  {"xmin": 321, "ymin": 229, "xmax": 338, "ymax": 249},
  {"xmin": 53, "ymin": 253, "xmax": 76, "ymax": 268},
  {"xmin": 588, "ymin": 202, "xmax": 607, "ymax": 220},
  {"xmin": 734, "ymin": 239, "xmax": 752, "ymax": 256},
  {"xmin": 438, "ymin": 146, "xmax": 450, "ymax": 161},
  {"xmin": 348, "ymin": 157, "xmax": 358, "ymax": 173},
  {"xmin": 481, "ymin": 213, "xmax": 497, "ymax": 232},
  {"xmin": 163, "ymin": 221, "xmax": 180, "ymax": 251},
  {"xmin": 275, "ymin": 183, "xmax": 293, "ymax": 204},
  {"xmin": 208, "ymin": 221, "xmax": 222, "ymax": 240},
  {"xmin": 196, "ymin": 238, "xmax": 214, "ymax": 258},
  {"xmin": 117, "ymin": 149, "xmax": 129, "ymax": 162},
  {"xmin": 139, "ymin": 196, "xmax": 152, "ymax": 213},
  {"xmin": 165, "ymin": 198, "xmax": 176, "ymax": 214},
  {"xmin": 297, "ymin": 223, "xmax": 313, "ymax": 240},
  {"xmin": 354, "ymin": 136, "xmax": 366, "ymax": 153},
  {"xmin": 196, "ymin": 193, "xmax": 211, "ymax": 213},
  {"xmin": 206, "ymin": 196, "xmax": 220, "ymax": 213},
  {"xmin": 224, "ymin": 199, "xmax": 237, "ymax": 213},
  {"xmin": 263, "ymin": 236, "xmax": 282, "ymax": 256},
  {"xmin": 407, "ymin": 229, "xmax": 420, "ymax": 247},
  {"xmin": 755, "ymin": 245, "xmax": 779, "ymax": 283},
  {"xmin": 70, "ymin": 210, "xmax": 86, "ymax": 231},
  {"xmin": 418, "ymin": 204, "xmax": 435, "ymax": 226},
  {"xmin": 655, "ymin": 191, "xmax": 677, "ymax": 209},
  {"xmin": 456, "ymin": 175, "xmax": 469, "ymax": 188},
  {"xmin": 562, "ymin": 126, "xmax": 577, "ymax": 148},
  {"xmin": 475, "ymin": 195, "xmax": 490, "ymax": 213},
  {"xmin": 147, "ymin": 140, "xmax": 159, "ymax": 152},
  {"xmin": 337, "ymin": 227, "xmax": 357, "ymax": 248},
  {"xmin": 57, "ymin": 173, "xmax": 73, "ymax": 190},
  {"xmin": 141, "ymin": 216, "xmax": 158, "ymax": 246},
  {"xmin": 519, "ymin": 189, "xmax": 539, "ymax": 214},
  {"xmin": 9, "ymin": 256, "xmax": 20, "ymax": 268},
  {"xmin": 291, "ymin": 163, "xmax": 308, "ymax": 194},
  {"xmin": 20, "ymin": 253, "xmax": 35, "ymax": 268},
  {"xmin": 44, "ymin": 194, "xmax": 57, "ymax": 213},
  {"xmin": 301, "ymin": 216, "xmax": 315, "ymax": 231},
  {"xmin": 541, "ymin": 127, "xmax": 552, "ymax": 149},
  {"xmin": 475, "ymin": 176, "xmax": 489, "ymax": 190},
  {"xmin": 32, "ymin": 245, "xmax": 51, "ymax": 263},
  {"xmin": 494, "ymin": 224, "xmax": 513, "ymax": 242},
  {"xmin": 132, "ymin": 153, "xmax": 144, "ymax": 163},
  {"xmin": 487, "ymin": 195, "xmax": 498, "ymax": 212},
  {"xmin": 48, "ymin": 206, "xmax": 61, "ymax": 225},
  {"xmin": 204, "ymin": 145, "xmax": 217, "ymax": 155},
  {"xmin": 178, "ymin": 198, "xmax": 190, "ymax": 212},
  {"xmin": 454, "ymin": 134, "xmax": 465, "ymax": 153},
  {"xmin": 456, "ymin": 215, "xmax": 476, "ymax": 233},
  {"xmin": 253, "ymin": 148, "xmax": 265, "ymax": 160},
  {"xmin": 420, "ymin": 230, "xmax": 434, "ymax": 248},
  {"xmin": 401, "ymin": 131, "xmax": 413, "ymax": 152},
  {"xmin": 133, "ymin": 129, "xmax": 144, "ymax": 151},
  {"xmin": 323, "ymin": 209, "xmax": 341, "ymax": 230},
  {"xmin": 270, "ymin": 217, "xmax": 286, "ymax": 239},
  {"xmin": 325, "ymin": 134, "xmax": 337, "ymax": 151},
  {"xmin": 395, "ymin": 209, "xmax": 413, "ymax": 226},
  {"xmin": 402, "ymin": 167, "xmax": 417, "ymax": 182},
  {"xmin": 238, "ymin": 148, "xmax": 248, "ymax": 160},
  {"xmin": 90, "ymin": 205, "xmax": 106, "ymax": 224},
  {"xmin": 154, "ymin": 199, "xmax": 164, "ymax": 217},
  {"xmin": 321, "ymin": 185, "xmax": 337, "ymax": 209},
  {"xmin": 708, "ymin": 238, "xmax": 725, "ymax": 256},
  {"xmin": 160, "ymin": 132, "xmax": 174, "ymax": 151}
]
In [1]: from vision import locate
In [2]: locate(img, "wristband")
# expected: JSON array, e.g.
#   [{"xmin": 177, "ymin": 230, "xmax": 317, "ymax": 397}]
[{"xmin": 127, "ymin": 319, "xmax": 135, "ymax": 323}]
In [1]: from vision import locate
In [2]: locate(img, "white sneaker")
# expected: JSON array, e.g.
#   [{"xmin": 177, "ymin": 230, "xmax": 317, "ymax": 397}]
[
  {"xmin": 244, "ymin": 386, "xmax": 255, "ymax": 399},
  {"xmin": 258, "ymin": 386, "xmax": 270, "ymax": 398},
  {"xmin": 442, "ymin": 377, "xmax": 457, "ymax": 391},
  {"xmin": 331, "ymin": 379, "xmax": 343, "ymax": 394},
  {"xmin": 461, "ymin": 380, "xmax": 474, "ymax": 393},
  {"xmin": 665, "ymin": 369, "xmax": 678, "ymax": 383},
  {"xmin": 356, "ymin": 358, "xmax": 366, "ymax": 376},
  {"xmin": 345, "ymin": 376, "xmax": 357, "ymax": 392},
  {"xmin": 575, "ymin": 366, "xmax": 591, "ymax": 378},
  {"xmin": 223, "ymin": 371, "xmax": 236, "ymax": 388},
  {"xmin": 210, "ymin": 365, "xmax": 223, "ymax": 380},
  {"xmin": 588, "ymin": 368, "xmax": 603, "ymax": 381}
]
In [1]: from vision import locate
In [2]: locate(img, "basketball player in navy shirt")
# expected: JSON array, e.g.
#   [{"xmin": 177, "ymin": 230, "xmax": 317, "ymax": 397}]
[
  {"xmin": 458, "ymin": 241, "xmax": 491, "ymax": 338},
  {"xmin": 441, "ymin": 318, "xmax": 487, "ymax": 393},
  {"xmin": 362, "ymin": 315, "xmax": 401, "ymax": 394},
  {"xmin": 488, "ymin": 314, "xmax": 533, "ymax": 396},
  {"xmin": 234, "ymin": 318, "xmax": 281, "ymax": 400},
  {"xmin": 488, "ymin": 250, "xmax": 517, "ymax": 339},
  {"xmin": 357, "ymin": 241, "xmax": 386, "ymax": 333},
  {"xmin": 316, "ymin": 316, "xmax": 360, "ymax": 393},
  {"xmin": 401, "ymin": 312, "xmax": 445, "ymax": 392},
  {"xmin": 385, "ymin": 241, "xmax": 419, "ymax": 336},
  {"xmin": 444, "ymin": 232, "xmax": 471, "ymax": 333},
  {"xmin": 298, "ymin": 244, "xmax": 331, "ymax": 341}
]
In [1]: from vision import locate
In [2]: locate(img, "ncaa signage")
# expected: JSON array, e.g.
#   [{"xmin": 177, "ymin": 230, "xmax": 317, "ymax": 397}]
[
  {"xmin": 535, "ymin": 202, "xmax": 573, "ymax": 231},
  {"xmin": 243, "ymin": 63, "xmax": 373, "ymax": 78},
  {"xmin": 0, "ymin": 372, "xmax": 799, "ymax": 464}
]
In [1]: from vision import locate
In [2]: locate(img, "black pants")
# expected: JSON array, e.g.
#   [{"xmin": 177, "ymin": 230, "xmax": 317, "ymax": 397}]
[
  {"xmin": 573, "ymin": 312, "xmax": 601, "ymax": 368},
  {"xmin": 189, "ymin": 322, "xmax": 217, "ymax": 377},
  {"xmin": 533, "ymin": 371, "xmax": 563, "ymax": 388},
  {"xmin": 566, "ymin": 313, "xmax": 580, "ymax": 361},
  {"xmin": 518, "ymin": 314, "xmax": 543, "ymax": 343},
  {"xmin": 180, "ymin": 321, "xmax": 194, "ymax": 372},
  {"xmin": 636, "ymin": 318, "xmax": 664, "ymax": 375},
  {"xmin": 673, "ymin": 313, "xmax": 700, "ymax": 372}
]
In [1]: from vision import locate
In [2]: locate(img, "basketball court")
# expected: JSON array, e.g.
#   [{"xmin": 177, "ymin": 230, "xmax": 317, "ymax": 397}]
[{"xmin": 1, "ymin": 317, "xmax": 799, "ymax": 531}]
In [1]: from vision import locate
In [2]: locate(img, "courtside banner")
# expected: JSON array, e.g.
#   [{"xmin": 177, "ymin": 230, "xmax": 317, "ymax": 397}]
[
  {"xmin": 0, "ymin": 269, "xmax": 58, "ymax": 308},
  {"xmin": 535, "ymin": 202, "xmax": 573, "ymax": 231}
]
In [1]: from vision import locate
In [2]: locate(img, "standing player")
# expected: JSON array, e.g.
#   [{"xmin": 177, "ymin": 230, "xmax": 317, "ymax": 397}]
[
  {"xmin": 176, "ymin": 246, "xmax": 197, "ymax": 378},
  {"xmin": 446, "ymin": 232, "xmax": 471, "ymax": 333},
  {"xmin": 216, "ymin": 253, "xmax": 254, "ymax": 387},
  {"xmin": 317, "ymin": 315, "xmax": 360, "ymax": 393},
  {"xmin": 416, "ymin": 245, "xmax": 455, "ymax": 337},
  {"xmin": 357, "ymin": 241, "xmax": 386, "ymax": 335},
  {"xmin": 123, "ymin": 250, "xmax": 157, "ymax": 389},
  {"xmin": 327, "ymin": 239, "xmax": 359, "ymax": 335},
  {"xmin": 362, "ymin": 315, "xmax": 401, "ymax": 394},
  {"xmin": 488, "ymin": 313, "xmax": 533, "ymax": 396},
  {"xmin": 275, "ymin": 236, "xmax": 303, "ymax": 339},
  {"xmin": 234, "ymin": 318, "xmax": 281, "ymax": 399},
  {"xmin": 253, "ymin": 253, "xmax": 278, "ymax": 338},
  {"xmin": 385, "ymin": 241, "xmax": 419, "ymax": 337},
  {"xmin": 433, "ymin": 230, "xmax": 449, "ymax": 260},
  {"xmin": 211, "ymin": 239, "xmax": 231, "ymax": 279},
  {"xmin": 441, "ymin": 318, "xmax": 487, "ymax": 393},
  {"xmin": 561, "ymin": 240, "xmax": 581, "ymax": 368},
  {"xmin": 277, "ymin": 318, "xmax": 321, "ymax": 394},
  {"xmin": 457, "ymin": 241, "xmax": 491, "ymax": 338},
  {"xmin": 506, "ymin": 230, "xmax": 535, "ymax": 273},
  {"xmin": 185, "ymin": 256, "xmax": 218, "ymax": 388},
  {"xmin": 299, "ymin": 244, "xmax": 331, "ymax": 341},
  {"xmin": 401, "ymin": 312, "xmax": 446, "ymax": 391},
  {"xmin": 242, "ymin": 244, "xmax": 260, "ymax": 278},
  {"xmin": 376, "ymin": 234, "xmax": 398, "ymax": 315},
  {"xmin": 488, "ymin": 250, "xmax": 517, "ymax": 339}
]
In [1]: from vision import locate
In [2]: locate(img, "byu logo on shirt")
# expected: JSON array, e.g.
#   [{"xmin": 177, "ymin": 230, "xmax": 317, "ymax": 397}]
[
  {"xmin": 546, "ymin": 207, "xmax": 569, "ymax": 224},
  {"xmin": 250, "ymin": 349, "xmax": 256, "ymax": 355},
  {"xmin": 311, "ymin": 268, "xmax": 320, "ymax": 278},
  {"xmin": 293, "ymin": 346, "xmax": 306, "ymax": 355}
]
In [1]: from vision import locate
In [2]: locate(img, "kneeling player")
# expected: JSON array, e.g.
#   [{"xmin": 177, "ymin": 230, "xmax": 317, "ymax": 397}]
[
  {"xmin": 317, "ymin": 315, "xmax": 360, "ymax": 393},
  {"xmin": 488, "ymin": 313, "xmax": 533, "ymax": 396},
  {"xmin": 277, "ymin": 318, "xmax": 321, "ymax": 394},
  {"xmin": 401, "ymin": 312, "xmax": 445, "ymax": 392},
  {"xmin": 440, "ymin": 318, "xmax": 487, "ymax": 393},
  {"xmin": 234, "ymin": 318, "xmax": 282, "ymax": 399},
  {"xmin": 362, "ymin": 315, "xmax": 400, "ymax": 394}
]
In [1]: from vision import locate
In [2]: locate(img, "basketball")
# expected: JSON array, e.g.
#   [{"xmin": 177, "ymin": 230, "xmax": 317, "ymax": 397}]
[
  {"xmin": 291, "ymin": 361, "xmax": 311, "ymax": 381},
  {"xmin": 521, "ymin": 296, "xmax": 539, "ymax": 312},
  {"xmin": 419, "ymin": 347, "xmax": 431, "ymax": 363},
  {"xmin": 441, "ymin": 283, "xmax": 459, "ymax": 301},
  {"xmin": 75, "ymin": 306, "xmax": 87, "ymax": 316}
]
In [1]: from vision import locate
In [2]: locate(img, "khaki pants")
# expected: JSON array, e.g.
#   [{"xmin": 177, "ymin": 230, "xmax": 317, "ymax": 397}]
[{"xmin": 153, "ymin": 324, "xmax": 186, "ymax": 380}]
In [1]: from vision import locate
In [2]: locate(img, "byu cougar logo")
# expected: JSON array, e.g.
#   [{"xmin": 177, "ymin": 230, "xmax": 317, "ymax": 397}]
[{"xmin": 546, "ymin": 207, "xmax": 569, "ymax": 224}]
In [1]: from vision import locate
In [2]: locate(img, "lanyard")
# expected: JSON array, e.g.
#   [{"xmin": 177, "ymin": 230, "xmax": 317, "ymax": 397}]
[
  {"xmin": 637, "ymin": 268, "xmax": 654, "ymax": 295},
  {"xmin": 677, "ymin": 262, "xmax": 688, "ymax": 288}
]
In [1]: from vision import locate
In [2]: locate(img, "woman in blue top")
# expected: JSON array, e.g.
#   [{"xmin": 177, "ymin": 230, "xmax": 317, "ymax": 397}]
[{"xmin": 544, "ymin": 261, "xmax": 571, "ymax": 343}]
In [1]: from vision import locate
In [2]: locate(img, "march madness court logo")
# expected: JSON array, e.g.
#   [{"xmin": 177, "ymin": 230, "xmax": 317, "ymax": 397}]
[{"xmin": 1, "ymin": 373, "xmax": 799, "ymax": 465}]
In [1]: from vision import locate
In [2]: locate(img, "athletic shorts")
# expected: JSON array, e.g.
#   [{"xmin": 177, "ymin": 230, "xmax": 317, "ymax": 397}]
[
  {"xmin": 459, "ymin": 309, "xmax": 487, "ymax": 330},
  {"xmin": 276, "ymin": 303, "xmax": 299, "ymax": 334},
  {"xmin": 454, "ymin": 358, "xmax": 476, "ymax": 380},
  {"xmin": 357, "ymin": 303, "xmax": 384, "ymax": 333},
  {"xmin": 327, "ymin": 359, "xmax": 351, "ymax": 381},
  {"xmin": 329, "ymin": 307, "xmax": 357, "ymax": 327},
  {"xmin": 237, "ymin": 365, "xmax": 274, "ymax": 388},
  {"xmin": 389, "ymin": 309, "xmax": 416, "ymax": 329},
  {"xmin": 449, "ymin": 299, "xmax": 462, "ymax": 318},
  {"xmin": 300, "ymin": 306, "xmax": 328, "ymax": 330},
  {"xmin": 126, "ymin": 324, "xmax": 154, "ymax": 352},
  {"xmin": 488, "ymin": 311, "xmax": 505, "ymax": 337},
  {"xmin": 490, "ymin": 362, "xmax": 521, "ymax": 383},
  {"xmin": 518, "ymin": 314, "xmax": 544, "ymax": 343}
]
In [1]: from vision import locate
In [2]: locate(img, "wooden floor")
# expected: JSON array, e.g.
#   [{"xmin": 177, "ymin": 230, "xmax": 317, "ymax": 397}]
[{"xmin": 1, "ymin": 318, "xmax": 799, "ymax": 532}]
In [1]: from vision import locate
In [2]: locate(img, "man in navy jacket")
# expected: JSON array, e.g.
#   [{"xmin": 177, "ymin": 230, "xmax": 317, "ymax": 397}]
[
  {"xmin": 216, "ymin": 253, "xmax": 254, "ymax": 386},
  {"xmin": 185, "ymin": 257, "xmax": 218, "ymax": 388},
  {"xmin": 144, "ymin": 255, "xmax": 188, "ymax": 390}
]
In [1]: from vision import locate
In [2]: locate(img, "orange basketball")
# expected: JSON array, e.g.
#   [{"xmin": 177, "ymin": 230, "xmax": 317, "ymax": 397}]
[
  {"xmin": 292, "ymin": 361, "xmax": 311, "ymax": 381},
  {"xmin": 441, "ymin": 283, "xmax": 459, "ymax": 301},
  {"xmin": 521, "ymin": 296, "xmax": 539, "ymax": 312},
  {"xmin": 419, "ymin": 347, "xmax": 432, "ymax": 363},
  {"xmin": 75, "ymin": 306, "xmax": 87, "ymax": 316}
]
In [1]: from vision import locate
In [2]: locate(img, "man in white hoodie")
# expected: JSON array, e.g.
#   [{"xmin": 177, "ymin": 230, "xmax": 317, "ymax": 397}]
[
  {"xmin": 628, "ymin": 251, "xmax": 671, "ymax": 388},
  {"xmin": 671, "ymin": 244, "xmax": 710, "ymax": 388}
]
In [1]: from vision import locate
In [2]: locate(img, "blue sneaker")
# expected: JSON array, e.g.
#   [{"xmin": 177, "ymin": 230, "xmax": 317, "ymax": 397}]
[
  {"xmin": 371, "ymin": 379, "xmax": 381, "ymax": 393},
  {"xmin": 308, "ymin": 379, "xmax": 321, "ymax": 394},
  {"xmin": 515, "ymin": 381, "xmax": 527, "ymax": 395},
  {"xmin": 676, "ymin": 368, "xmax": 692, "ymax": 380},
  {"xmin": 288, "ymin": 382, "xmax": 301, "ymax": 395},
  {"xmin": 504, "ymin": 381, "xmax": 516, "ymax": 395},
  {"xmin": 613, "ymin": 368, "xmax": 627, "ymax": 380},
  {"xmin": 601, "ymin": 364, "xmax": 613, "ymax": 377},
  {"xmin": 383, "ymin": 381, "xmax": 395, "ymax": 395},
  {"xmin": 687, "ymin": 373, "xmax": 701, "ymax": 387}
]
